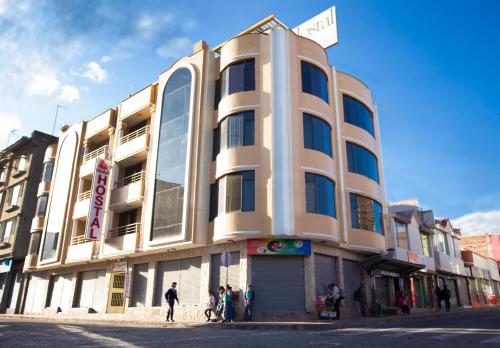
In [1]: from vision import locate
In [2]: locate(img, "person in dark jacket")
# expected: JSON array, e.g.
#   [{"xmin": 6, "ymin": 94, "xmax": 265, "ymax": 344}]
[
  {"xmin": 244, "ymin": 284, "xmax": 255, "ymax": 321},
  {"xmin": 442, "ymin": 285, "xmax": 452, "ymax": 312},
  {"xmin": 435, "ymin": 285, "xmax": 442, "ymax": 311},
  {"xmin": 165, "ymin": 282, "xmax": 179, "ymax": 322}
]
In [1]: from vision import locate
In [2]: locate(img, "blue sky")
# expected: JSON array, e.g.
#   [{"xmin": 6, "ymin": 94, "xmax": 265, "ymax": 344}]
[{"xmin": 1, "ymin": 0, "xmax": 499, "ymax": 234}]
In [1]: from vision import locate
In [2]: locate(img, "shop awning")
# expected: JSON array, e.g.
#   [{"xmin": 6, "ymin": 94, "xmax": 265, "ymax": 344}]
[{"xmin": 362, "ymin": 255, "xmax": 425, "ymax": 277}]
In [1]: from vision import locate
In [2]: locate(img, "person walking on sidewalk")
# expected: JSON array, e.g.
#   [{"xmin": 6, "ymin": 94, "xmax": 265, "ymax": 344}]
[
  {"xmin": 442, "ymin": 285, "xmax": 452, "ymax": 312},
  {"xmin": 165, "ymin": 282, "xmax": 179, "ymax": 322},
  {"xmin": 435, "ymin": 285, "xmax": 442, "ymax": 311},
  {"xmin": 204, "ymin": 290, "xmax": 217, "ymax": 322},
  {"xmin": 215, "ymin": 286, "xmax": 225, "ymax": 322},
  {"xmin": 244, "ymin": 284, "xmax": 255, "ymax": 322},
  {"xmin": 354, "ymin": 283, "xmax": 366, "ymax": 317}
]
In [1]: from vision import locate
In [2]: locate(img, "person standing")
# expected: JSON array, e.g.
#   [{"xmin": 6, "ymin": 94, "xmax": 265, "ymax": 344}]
[
  {"xmin": 354, "ymin": 283, "xmax": 366, "ymax": 317},
  {"xmin": 215, "ymin": 286, "xmax": 225, "ymax": 322},
  {"xmin": 327, "ymin": 283, "xmax": 341, "ymax": 320},
  {"xmin": 204, "ymin": 290, "xmax": 216, "ymax": 322},
  {"xmin": 435, "ymin": 285, "xmax": 442, "ymax": 311},
  {"xmin": 244, "ymin": 284, "xmax": 255, "ymax": 321},
  {"xmin": 223, "ymin": 285, "xmax": 234, "ymax": 322},
  {"xmin": 165, "ymin": 282, "xmax": 179, "ymax": 322},
  {"xmin": 442, "ymin": 285, "xmax": 451, "ymax": 312}
]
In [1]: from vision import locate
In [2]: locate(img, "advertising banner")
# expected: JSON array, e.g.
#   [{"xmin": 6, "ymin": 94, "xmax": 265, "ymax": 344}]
[
  {"xmin": 247, "ymin": 239, "xmax": 311, "ymax": 256},
  {"xmin": 112, "ymin": 261, "xmax": 127, "ymax": 273},
  {"xmin": 124, "ymin": 271, "xmax": 131, "ymax": 298},
  {"xmin": 293, "ymin": 6, "xmax": 338, "ymax": 49},
  {"xmin": 85, "ymin": 158, "xmax": 111, "ymax": 240}
]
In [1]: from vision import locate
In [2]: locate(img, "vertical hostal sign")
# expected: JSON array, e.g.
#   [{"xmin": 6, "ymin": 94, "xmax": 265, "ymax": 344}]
[{"xmin": 85, "ymin": 158, "xmax": 111, "ymax": 240}]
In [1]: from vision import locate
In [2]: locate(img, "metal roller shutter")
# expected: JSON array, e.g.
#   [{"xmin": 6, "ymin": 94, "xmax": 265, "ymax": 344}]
[
  {"xmin": 375, "ymin": 276, "xmax": 389, "ymax": 306},
  {"xmin": 314, "ymin": 254, "xmax": 337, "ymax": 298},
  {"xmin": 211, "ymin": 252, "xmax": 241, "ymax": 294},
  {"xmin": 131, "ymin": 263, "xmax": 149, "ymax": 307},
  {"xmin": 49, "ymin": 274, "xmax": 72, "ymax": 311},
  {"xmin": 154, "ymin": 259, "xmax": 180, "ymax": 306},
  {"xmin": 179, "ymin": 257, "xmax": 202, "ymax": 305},
  {"xmin": 342, "ymin": 260, "xmax": 361, "ymax": 307},
  {"xmin": 76, "ymin": 269, "xmax": 106, "ymax": 311},
  {"xmin": 251, "ymin": 256, "xmax": 305, "ymax": 313}
]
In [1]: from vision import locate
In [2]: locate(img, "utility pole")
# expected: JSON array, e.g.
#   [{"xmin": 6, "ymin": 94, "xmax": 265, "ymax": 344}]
[{"xmin": 52, "ymin": 104, "xmax": 68, "ymax": 135}]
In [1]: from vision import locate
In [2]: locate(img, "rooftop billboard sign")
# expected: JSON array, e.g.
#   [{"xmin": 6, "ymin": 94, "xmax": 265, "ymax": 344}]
[{"xmin": 293, "ymin": 6, "xmax": 338, "ymax": 49}]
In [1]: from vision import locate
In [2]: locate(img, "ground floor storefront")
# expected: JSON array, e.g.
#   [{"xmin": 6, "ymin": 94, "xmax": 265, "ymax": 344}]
[
  {"xmin": 0, "ymin": 259, "xmax": 27, "ymax": 314},
  {"xmin": 436, "ymin": 273, "xmax": 470, "ymax": 308},
  {"xmin": 22, "ymin": 240, "xmax": 379, "ymax": 321}
]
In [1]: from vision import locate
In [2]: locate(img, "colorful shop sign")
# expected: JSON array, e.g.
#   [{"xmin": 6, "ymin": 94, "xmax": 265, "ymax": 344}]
[
  {"xmin": 247, "ymin": 239, "xmax": 311, "ymax": 256},
  {"xmin": 85, "ymin": 158, "xmax": 111, "ymax": 240}
]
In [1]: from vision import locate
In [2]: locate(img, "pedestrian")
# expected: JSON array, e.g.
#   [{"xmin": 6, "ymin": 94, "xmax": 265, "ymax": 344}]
[
  {"xmin": 353, "ymin": 283, "xmax": 366, "ymax": 317},
  {"xmin": 204, "ymin": 290, "xmax": 216, "ymax": 322},
  {"xmin": 327, "ymin": 283, "xmax": 341, "ymax": 320},
  {"xmin": 442, "ymin": 285, "xmax": 451, "ymax": 312},
  {"xmin": 244, "ymin": 284, "xmax": 255, "ymax": 322},
  {"xmin": 165, "ymin": 282, "xmax": 179, "ymax": 322},
  {"xmin": 214, "ymin": 286, "xmax": 225, "ymax": 322},
  {"xmin": 223, "ymin": 285, "xmax": 234, "ymax": 322},
  {"xmin": 396, "ymin": 291, "xmax": 410, "ymax": 315},
  {"xmin": 435, "ymin": 285, "xmax": 442, "ymax": 311}
]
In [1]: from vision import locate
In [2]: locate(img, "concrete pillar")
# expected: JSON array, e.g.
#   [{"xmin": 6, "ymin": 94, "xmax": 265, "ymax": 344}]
[
  {"xmin": 145, "ymin": 261, "xmax": 156, "ymax": 307},
  {"xmin": 304, "ymin": 253, "xmax": 316, "ymax": 314}
]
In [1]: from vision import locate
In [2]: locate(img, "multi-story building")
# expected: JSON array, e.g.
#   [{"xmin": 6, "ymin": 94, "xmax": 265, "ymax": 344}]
[
  {"xmin": 23, "ymin": 15, "xmax": 393, "ymax": 320},
  {"xmin": 461, "ymin": 234, "xmax": 500, "ymax": 264},
  {"xmin": 387, "ymin": 200, "xmax": 436, "ymax": 310},
  {"xmin": 0, "ymin": 131, "xmax": 58, "ymax": 313},
  {"xmin": 433, "ymin": 218, "xmax": 470, "ymax": 307},
  {"xmin": 461, "ymin": 249, "xmax": 500, "ymax": 306}
]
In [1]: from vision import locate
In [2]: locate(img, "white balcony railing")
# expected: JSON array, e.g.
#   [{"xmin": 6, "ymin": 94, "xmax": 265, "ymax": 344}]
[
  {"xmin": 120, "ymin": 125, "xmax": 149, "ymax": 146},
  {"xmin": 71, "ymin": 235, "xmax": 92, "ymax": 245},
  {"xmin": 120, "ymin": 171, "xmax": 145, "ymax": 187},
  {"xmin": 83, "ymin": 145, "xmax": 108, "ymax": 163},
  {"xmin": 108, "ymin": 222, "xmax": 140, "ymax": 239},
  {"xmin": 77, "ymin": 190, "xmax": 92, "ymax": 201}
]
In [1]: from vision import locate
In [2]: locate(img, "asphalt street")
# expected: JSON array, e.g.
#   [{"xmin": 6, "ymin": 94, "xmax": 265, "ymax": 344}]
[{"xmin": 1, "ymin": 308, "xmax": 499, "ymax": 347}]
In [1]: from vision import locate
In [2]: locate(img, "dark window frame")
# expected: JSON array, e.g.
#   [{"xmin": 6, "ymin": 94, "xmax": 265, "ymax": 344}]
[
  {"xmin": 349, "ymin": 193, "xmax": 384, "ymax": 235},
  {"xmin": 343, "ymin": 94, "xmax": 375, "ymax": 137},
  {"xmin": 212, "ymin": 110, "xmax": 255, "ymax": 159},
  {"xmin": 301, "ymin": 61, "xmax": 329, "ymax": 103},
  {"xmin": 346, "ymin": 141, "xmax": 380, "ymax": 183},
  {"xmin": 216, "ymin": 170, "xmax": 255, "ymax": 215},
  {"xmin": 221, "ymin": 59, "xmax": 255, "ymax": 97},
  {"xmin": 303, "ymin": 113, "xmax": 332, "ymax": 157},
  {"xmin": 305, "ymin": 173, "xmax": 336, "ymax": 218}
]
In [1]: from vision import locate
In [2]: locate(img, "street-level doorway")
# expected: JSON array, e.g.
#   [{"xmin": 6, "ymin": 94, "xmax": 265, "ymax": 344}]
[{"xmin": 107, "ymin": 272, "xmax": 125, "ymax": 314}]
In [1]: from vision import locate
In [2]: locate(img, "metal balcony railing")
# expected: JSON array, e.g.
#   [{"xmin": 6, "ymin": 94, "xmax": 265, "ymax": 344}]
[
  {"xmin": 108, "ymin": 222, "xmax": 140, "ymax": 239},
  {"xmin": 120, "ymin": 171, "xmax": 145, "ymax": 187},
  {"xmin": 77, "ymin": 190, "xmax": 92, "ymax": 201},
  {"xmin": 119, "ymin": 125, "xmax": 149, "ymax": 145},
  {"xmin": 83, "ymin": 145, "xmax": 108, "ymax": 163},
  {"xmin": 71, "ymin": 235, "xmax": 92, "ymax": 245}
]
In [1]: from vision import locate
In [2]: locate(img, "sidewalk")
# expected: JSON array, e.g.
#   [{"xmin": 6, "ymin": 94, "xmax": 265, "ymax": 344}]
[{"xmin": 1, "ymin": 306, "xmax": 497, "ymax": 331}]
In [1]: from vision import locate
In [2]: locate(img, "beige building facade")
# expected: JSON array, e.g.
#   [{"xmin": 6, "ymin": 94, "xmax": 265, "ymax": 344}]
[{"xmin": 24, "ymin": 17, "xmax": 391, "ymax": 320}]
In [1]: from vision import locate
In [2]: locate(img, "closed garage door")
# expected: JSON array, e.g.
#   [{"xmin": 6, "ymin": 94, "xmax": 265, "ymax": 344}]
[
  {"xmin": 315, "ymin": 254, "xmax": 337, "ymax": 298},
  {"xmin": 211, "ymin": 252, "xmax": 240, "ymax": 294},
  {"xmin": 251, "ymin": 256, "xmax": 305, "ymax": 313}
]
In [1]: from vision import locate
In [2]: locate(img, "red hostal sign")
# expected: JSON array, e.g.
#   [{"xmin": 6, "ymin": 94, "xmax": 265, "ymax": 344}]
[{"xmin": 85, "ymin": 158, "xmax": 111, "ymax": 240}]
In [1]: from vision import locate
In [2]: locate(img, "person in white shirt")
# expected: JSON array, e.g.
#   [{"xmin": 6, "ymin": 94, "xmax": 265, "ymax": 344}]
[{"xmin": 204, "ymin": 290, "xmax": 217, "ymax": 322}]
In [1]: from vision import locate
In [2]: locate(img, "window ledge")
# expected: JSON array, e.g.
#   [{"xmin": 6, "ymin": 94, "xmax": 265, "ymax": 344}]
[
  {"xmin": 5, "ymin": 204, "xmax": 19, "ymax": 213},
  {"xmin": 11, "ymin": 169, "xmax": 26, "ymax": 178}
]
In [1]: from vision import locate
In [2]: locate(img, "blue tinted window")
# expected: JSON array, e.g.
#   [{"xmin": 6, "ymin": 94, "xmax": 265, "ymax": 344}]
[
  {"xmin": 343, "ymin": 95, "xmax": 375, "ymax": 137},
  {"xmin": 213, "ymin": 111, "xmax": 254, "ymax": 158},
  {"xmin": 209, "ymin": 182, "xmax": 218, "ymax": 221},
  {"xmin": 350, "ymin": 193, "xmax": 383, "ymax": 234},
  {"xmin": 346, "ymin": 142, "xmax": 379, "ymax": 183},
  {"xmin": 222, "ymin": 59, "xmax": 255, "ymax": 96},
  {"xmin": 301, "ymin": 61, "xmax": 329, "ymax": 103},
  {"xmin": 214, "ymin": 79, "xmax": 221, "ymax": 110},
  {"xmin": 242, "ymin": 171, "xmax": 255, "ymax": 212},
  {"xmin": 303, "ymin": 114, "xmax": 332, "ymax": 157},
  {"xmin": 305, "ymin": 173, "xmax": 336, "ymax": 218},
  {"xmin": 218, "ymin": 170, "xmax": 255, "ymax": 214}
]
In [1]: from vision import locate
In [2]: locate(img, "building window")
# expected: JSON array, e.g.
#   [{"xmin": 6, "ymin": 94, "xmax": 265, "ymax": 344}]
[
  {"xmin": 305, "ymin": 173, "xmax": 336, "ymax": 218},
  {"xmin": 6, "ymin": 183, "xmax": 23, "ymax": 206},
  {"xmin": 118, "ymin": 209, "xmax": 137, "ymax": 227},
  {"xmin": 435, "ymin": 231, "xmax": 448, "ymax": 254},
  {"xmin": 152, "ymin": 67, "xmax": 193, "ymax": 241},
  {"xmin": 303, "ymin": 114, "xmax": 332, "ymax": 157},
  {"xmin": 420, "ymin": 233, "xmax": 431, "ymax": 257},
  {"xmin": 346, "ymin": 142, "xmax": 379, "ymax": 183},
  {"xmin": 0, "ymin": 219, "xmax": 17, "ymax": 244},
  {"xmin": 214, "ymin": 79, "xmax": 221, "ymax": 110},
  {"xmin": 0, "ymin": 168, "xmax": 6, "ymax": 182},
  {"xmin": 42, "ymin": 161, "xmax": 54, "ymax": 182},
  {"xmin": 301, "ymin": 61, "xmax": 329, "ymax": 103},
  {"xmin": 221, "ymin": 59, "xmax": 255, "ymax": 97},
  {"xmin": 395, "ymin": 220, "xmax": 408, "ymax": 249},
  {"xmin": 350, "ymin": 193, "xmax": 383, "ymax": 234},
  {"xmin": 36, "ymin": 195, "xmax": 48, "ymax": 217},
  {"xmin": 343, "ymin": 95, "xmax": 375, "ymax": 137},
  {"xmin": 28, "ymin": 233, "xmax": 41, "ymax": 255},
  {"xmin": 209, "ymin": 183, "xmax": 218, "ymax": 221},
  {"xmin": 217, "ymin": 171, "xmax": 255, "ymax": 214},
  {"xmin": 213, "ymin": 111, "xmax": 255, "ymax": 158}
]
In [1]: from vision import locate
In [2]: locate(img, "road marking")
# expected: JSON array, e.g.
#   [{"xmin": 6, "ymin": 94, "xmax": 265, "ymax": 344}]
[
  {"xmin": 57, "ymin": 325, "xmax": 140, "ymax": 348},
  {"xmin": 481, "ymin": 336, "xmax": 500, "ymax": 344},
  {"xmin": 381, "ymin": 328, "xmax": 435, "ymax": 337}
]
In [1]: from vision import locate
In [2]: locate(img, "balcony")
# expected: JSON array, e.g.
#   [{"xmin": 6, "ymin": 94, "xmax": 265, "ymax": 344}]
[
  {"xmin": 120, "ymin": 85, "xmax": 156, "ymax": 123},
  {"xmin": 23, "ymin": 254, "xmax": 38, "ymax": 271},
  {"xmin": 37, "ymin": 181, "xmax": 51, "ymax": 197},
  {"xmin": 85, "ymin": 109, "xmax": 115, "ymax": 140},
  {"xmin": 103, "ymin": 223, "xmax": 140, "ymax": 256},
  {"xmin": 115, "ymin": 126, "xmax": 149, "ymax": 166},
  {"xmin": 435, "ymin": 251, "xmax": 466, "ymax": 276},
  {"xmin": 110, "ymin": 171, "xmax": 145, "ymax": 212},
  {"xmin": 30, "ymin": 216, "xmax": 45, "ymax": 232},
  {"xmin": 66, "ymin": 236, "xmax": 98, "ymax": 262},
  {"xmin": 419, "ymin": 255, "xmax": 436, "ymax": 272},
  {"xmin": 72, "ymin": 190, "xmax": 91, "ymax": 220},
  {"xmin": 79, "ymin": 145, "xmax": 108, "ymax": 178}
]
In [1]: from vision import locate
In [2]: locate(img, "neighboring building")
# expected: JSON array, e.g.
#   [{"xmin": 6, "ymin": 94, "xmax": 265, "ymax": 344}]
[
  {"xmin": 433, "ymin": 218, "xmax": 470, "ymax": 307},
  {"xmin": 388, "ymin": 200, "xmax": 436, "ymax": 310},
  {"xmin": 461, "ymin": 249, "xmax": 500, "ymax": 306},
  {"xmin": 461, "ymin": 234, "xmax": 500, "ymax": 264},
  {"xmin": 0, "ymin": 131, "xmax": 58, "ymax": 313},
  {"xmin": 24, "ymin": 16, "xmax": 391, "ymax": 320}
]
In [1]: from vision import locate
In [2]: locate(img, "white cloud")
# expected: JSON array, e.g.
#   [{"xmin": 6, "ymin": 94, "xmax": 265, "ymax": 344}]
[
  {"xmin": 0, "ymin": 113, "xmax": 21, "ymax": 143},
  {"xmin": 156, "ymin": 37, "xmax": 193, "ymax": 59},
  {"xmin": 58, "ymin": 84, "xmax": 80, "ymax": 103},
  {"xmin": 83, "ymin": 61, "xmax": 107, "ymax": 83},
  {"xmin": 26, "ymin": 71, "xmax": 60, "ymax": 96},
  {"xmin": 101, "ymin": 55, "xmax": 111, "ymax": 63},
  {"xmin": 453, "ymin": 210, "xmax": 500, "ymax": 236}
]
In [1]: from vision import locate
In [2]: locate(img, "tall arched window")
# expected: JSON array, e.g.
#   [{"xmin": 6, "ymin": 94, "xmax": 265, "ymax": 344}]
[{"xmin": 151, "ymin": 67, "xmax": 193, "ymax": 241}]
